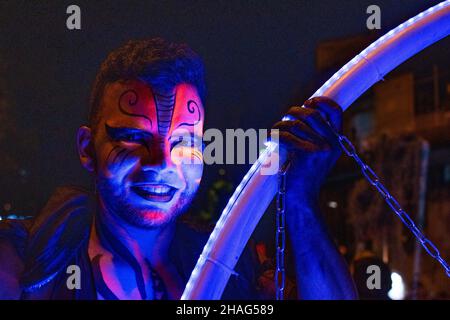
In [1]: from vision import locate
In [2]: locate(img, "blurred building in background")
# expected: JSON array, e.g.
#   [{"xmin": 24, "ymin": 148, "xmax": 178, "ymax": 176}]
[{"xmin": 317, "ymin": 34, "xmax": 450, "ymax": 299}]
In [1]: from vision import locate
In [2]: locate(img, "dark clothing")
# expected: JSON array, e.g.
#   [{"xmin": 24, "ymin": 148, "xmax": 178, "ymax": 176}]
[{"xmin": 0, "ymin": 185, "xmax": 260, "ymax": 300}]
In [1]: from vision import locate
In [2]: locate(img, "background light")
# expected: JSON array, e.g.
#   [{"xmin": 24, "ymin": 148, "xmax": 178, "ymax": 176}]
[
  {"xmin": 388, "ymin": 272, "xmax": 406, "ymax": 300},
  {"xmin": 328, "ymin": 201, "xmax": 338, "ymax": 208}
]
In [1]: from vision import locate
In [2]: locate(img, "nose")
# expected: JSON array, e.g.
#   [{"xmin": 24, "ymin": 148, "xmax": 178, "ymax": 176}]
[{"xmin": 140, "ymin": 138, "xmax": 176, "ymax": 173}]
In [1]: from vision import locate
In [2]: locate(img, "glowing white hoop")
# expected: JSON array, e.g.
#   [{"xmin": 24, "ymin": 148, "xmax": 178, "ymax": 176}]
[{"xmin": 182, "ymin": 1, "xmax": 450, "ymax": 300}]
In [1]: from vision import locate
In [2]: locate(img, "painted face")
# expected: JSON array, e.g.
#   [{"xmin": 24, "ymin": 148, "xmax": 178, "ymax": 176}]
[{"xmin": 93, "ymin": 80, "xmax": 204, "ymax": 228}]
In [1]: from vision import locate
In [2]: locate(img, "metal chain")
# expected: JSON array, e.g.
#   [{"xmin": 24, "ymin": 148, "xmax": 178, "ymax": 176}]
[
  {"xmin": 274, "ymin": 119, "xmax": 450, "ymax": 299},
  {"xmin": 275, "ymin": 160, "xmax": 290, "ymax": 300},
  {"xmin": 335, "ymin": 131, "xmax": 450, "ymax": 277}
]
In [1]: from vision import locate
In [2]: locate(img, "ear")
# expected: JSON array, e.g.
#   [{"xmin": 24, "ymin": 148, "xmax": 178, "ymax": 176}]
[{"xmin": 77, "ymin": 126, "xmax": 96, "ymax": 173}]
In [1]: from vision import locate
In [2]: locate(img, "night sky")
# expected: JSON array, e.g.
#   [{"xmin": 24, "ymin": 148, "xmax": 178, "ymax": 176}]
[{"xmin": 0, "ymin": 0, "xmax": 446, "ymax": 216}]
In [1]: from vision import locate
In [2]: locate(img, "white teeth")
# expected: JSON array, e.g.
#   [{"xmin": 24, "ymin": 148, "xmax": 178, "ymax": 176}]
[{"xmin": 137, "ymin": 185, "xmax": 172, "ymax": 194}]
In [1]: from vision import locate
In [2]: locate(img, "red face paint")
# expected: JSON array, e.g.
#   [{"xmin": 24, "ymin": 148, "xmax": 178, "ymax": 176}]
[{"xmin": 93, "ymin": 80, "xmax": 204, "ymax": 228}]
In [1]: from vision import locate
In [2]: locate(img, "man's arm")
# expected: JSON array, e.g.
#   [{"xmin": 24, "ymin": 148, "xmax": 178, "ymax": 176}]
[
  {"xmin": 286, "ymin": 197, "xmax": 357, "ymax": 299},
  {"xmin": 273, "ymin": 97, "xmax": 357, "ymax": 300}
]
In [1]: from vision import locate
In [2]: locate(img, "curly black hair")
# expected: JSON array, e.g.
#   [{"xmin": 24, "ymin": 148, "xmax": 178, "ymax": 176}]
[{"xmin": 88, "ymin": 38, "xmax": 206, "ymax": 132}]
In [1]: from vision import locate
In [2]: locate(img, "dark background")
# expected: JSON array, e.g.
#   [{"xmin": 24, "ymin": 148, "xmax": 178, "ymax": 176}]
[
  {"xmin": 1, "ymin": 0, "xmax": 449, "ymax": 299},
  {"xmin": 0, "ymin": 0, "xmax": 444, "ymax": 214}
]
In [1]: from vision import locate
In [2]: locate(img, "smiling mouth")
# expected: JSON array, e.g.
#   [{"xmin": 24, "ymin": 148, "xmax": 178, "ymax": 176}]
[{"xmin": 131, "ymin": 184, "xmax": 178, "ymax": 203}]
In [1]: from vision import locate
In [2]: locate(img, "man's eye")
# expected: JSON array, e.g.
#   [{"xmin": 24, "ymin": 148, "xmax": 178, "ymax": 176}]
[
  {"xmin": 178, "ymin": 139, "xmax": 193, "ymax": 147},
  {"xmin": 104, "ymin": 125, "xmax": 152, "ymax": 145},
  {"xmin": 118, "ymin": 133, "xmax": 145, "ymax": 143},
  {"xmin": 171, "ymin": 137, "xmax": 195, "ymax": 150}
]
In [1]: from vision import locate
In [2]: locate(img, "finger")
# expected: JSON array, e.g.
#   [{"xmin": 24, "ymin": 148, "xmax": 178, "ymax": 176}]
[
  {"xmin": 272, "ymin": 119, "xmax": 328, "ymax": 147},
  {"xmin": 276, "ymin": 131, "xmax": 322, "ymax": 153},
  {"xmin": 304, "ymin": 96, "xmax": 343, "ymax": 132},
  {"xmin": 285, "ymin": 106, "xmax": 338, "ymax": 148}
]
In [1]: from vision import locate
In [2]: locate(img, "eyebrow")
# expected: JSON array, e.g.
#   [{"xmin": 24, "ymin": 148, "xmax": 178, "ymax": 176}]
[
  {"xmin": 169, "ymin": 131, "xmax": 202, "ymax": 140},
  {"xmin": 104, "ymin": 123, "xmax": 153, "ymax": 139},
  {"xmin": 169, "ymin": 132, "xmax": 203, "ymax": 146}
]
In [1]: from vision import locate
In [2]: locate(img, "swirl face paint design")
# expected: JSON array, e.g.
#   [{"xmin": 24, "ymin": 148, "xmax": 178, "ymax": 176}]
[
  {"xmin": 176, "ymin": 100, "xmax": 201, "ymax": 128},
  {"xmin": 118, "ymin": 89, "xmax": 153, "ymax": 128},
  {"xmin": 93, "ymin": 80, "xmax": 204, "ymax": 228}
]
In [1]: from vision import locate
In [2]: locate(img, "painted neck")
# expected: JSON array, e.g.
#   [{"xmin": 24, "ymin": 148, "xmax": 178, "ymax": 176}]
[{"xmin": 92, "ymin": 198, "xmax": 176, "ymax": 268}]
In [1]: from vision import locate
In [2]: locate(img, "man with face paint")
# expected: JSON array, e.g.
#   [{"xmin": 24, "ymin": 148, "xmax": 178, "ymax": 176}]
[{"xmin": 0, "ymin": 38, "xmax": 356, "ymax": 300}]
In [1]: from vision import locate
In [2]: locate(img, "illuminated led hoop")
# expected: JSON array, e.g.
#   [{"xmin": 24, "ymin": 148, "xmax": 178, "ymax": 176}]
[{"xmin": 182, "ymin": 1, "xmax": 450, "ymax": 300}]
